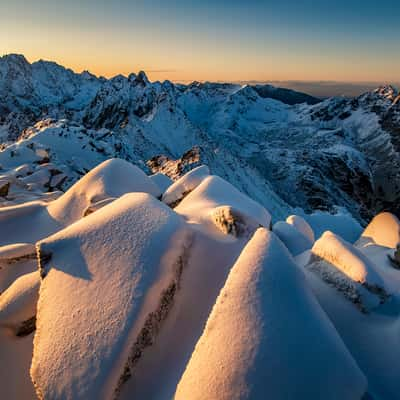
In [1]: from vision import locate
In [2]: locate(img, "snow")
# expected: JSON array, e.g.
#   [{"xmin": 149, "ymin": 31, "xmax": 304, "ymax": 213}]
[
  {"xmin": 0, "ymin": 271, "xmax": 39, "ymax": 332},
  {"xmin": 47, "ymin": 158, "xmax": 161, "ymax": 225},
  {"xmin": 0, "ymin": 243, "xmax": 39, "ymax": 293},
  {"xmin": 309, "ymin": 231, "xmax": 392, "ymax": 312},
  {"xmin": 304, "ymin": 210, "xmax": 363, "ymax": 242},
  {"xmin": 149, "ymin": 172, "xmax": 173, "ymax": 194},
  {"xmin": 119, "ymin": 218, "xmax": 248, "ymax": 400},
  {"xmin": 31, "ymin": 193, "xmax": 191, "ymax": 400},
  {"xmin": 357, "ymin": 212, "xmax": 400, "ymax": 248},
  {"xmin": 162, "ymin": 165, "xmax": 210, "ymax": 206},
  {"xmin": 286, "ymin": 214, "xmax": 315, "ymax": 243},
  {"xmin": 175, "ymin": 229, "xmax": 367, "ymax": 400},
  {"xmin": 0, "ymin": 158, "xmax": 160, "ymax": 246},
  {"xmin": 273, "ymin": 221, "xmax": 313, "ymax": 255},
  {"xmin": 0, "ymin": 330, "xmax": 36, "ymax": 400},
  {"xmin": 1, "ymin": 55, "xmax": 400, "ymax": 398},
  {"xmin": 304, "ymin": 268, "xmax": 400, "ymax": 399},
  {"xmin": 311, "ymin": 231, "xmax": 385, "ymax": 285},
  {"xmin": 1, "ymin": 54, "xmax": 400, "ymax": 224},
  {"xmin": 0, "ymin": 242, "xmax": 36, "ymax": 261},
  {"xmin": 175, "ymin": 175, "xmax": 271, "ymax": 235}
]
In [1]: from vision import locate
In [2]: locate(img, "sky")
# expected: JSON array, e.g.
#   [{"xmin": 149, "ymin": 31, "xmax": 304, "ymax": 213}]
[{"xmin": 0, "ymin": 0, "xmax": 399, "ymax": 85}]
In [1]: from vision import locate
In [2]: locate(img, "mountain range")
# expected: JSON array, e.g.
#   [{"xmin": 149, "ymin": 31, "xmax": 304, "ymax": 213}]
[{"xmin": 1, "ymin": 53, "xmax": 400, "ymax": 223}]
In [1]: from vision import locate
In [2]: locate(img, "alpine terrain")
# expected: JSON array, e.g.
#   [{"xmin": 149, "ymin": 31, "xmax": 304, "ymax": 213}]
[{"xmin": 1, "ymin": 54, "xmax": 400, "ymax": 400}]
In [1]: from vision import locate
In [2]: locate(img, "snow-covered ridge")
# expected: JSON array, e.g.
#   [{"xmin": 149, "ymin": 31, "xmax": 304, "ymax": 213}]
[
  {"xmin": 1, "ymin": 54, "xmax": 400, "ymax": 222},
  {"xmin": 0, "ymin": 158, "xmax": 399, "ymax": 399}
]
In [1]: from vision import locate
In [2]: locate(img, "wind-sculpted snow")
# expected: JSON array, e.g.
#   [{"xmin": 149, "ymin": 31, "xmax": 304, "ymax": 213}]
[
  {"xmin": 356, "ymin": 212, "xmax": 400, "ymax": 248},
  {"xmin": 149, "ymin": 172, "xmax": 173, "ymax": 194},
  {"xmin": 0, "ymin": 271, "xmax": 39, "ymax": 334},
  {"xmin": 175, "ymin": 229, "xmax": 367, "ymax": 400},
  {"xmin": 31, "ymin": 193, "xmax": 191, "ymax": 400},
  {"xmin": 273, "ymin": 220, "xmax": 313, "ymax": 256},
  {"xmin": 0, "ymin": 158, "xmax": 160, "ymax": 246},
  {"xmin": 175, "ymin": 175, "xmax": 271, "ymax": 236},
  {"xmin": 46, "ymin": 158, "xmax": 161, "ymax": 224},
  {"xmin": 162, "ymin": 165, "xmax": 210, "ymax": 207},
  {"xmin": 309, "ymin": 231, "xmax": 392, "ymax": 312},
  {"xmin": 0, "ymin": 158, "xmax": 399, "ymax": 399},
  {"xmin": 286, "ymin": 214, "xmax": 315, "ymax": 243}
]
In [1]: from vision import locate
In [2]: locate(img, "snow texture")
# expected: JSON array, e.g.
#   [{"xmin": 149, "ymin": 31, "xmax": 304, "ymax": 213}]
[
  {"xmin": 162, "ymin": 165, "xmax": 210, "ymax": 207},
  {"xmin": 175, "ymin": 229, "xmax": 367, "ymax": 400},
  {"xmin": 273, "ymin": 220, "xmax": 313, "ymax": 255},
  {"xmin": 175, "ymin": 175, "xmax": 271, "ymax": 234},
  {"xmin": 31, "ymin": 193, "xmax": 190, "ymax": 400},
  {"xmin": 356, "ymin": 212, "xmax": 400, "ymax": 248}
]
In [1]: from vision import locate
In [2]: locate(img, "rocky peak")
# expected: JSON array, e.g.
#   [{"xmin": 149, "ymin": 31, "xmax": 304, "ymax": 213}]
[
  {"xmin": 374, "ymin": 85, "xmax": 399, "ymax": 102},
  {"xmin": 135, "ymin": 70, "xmax": 150, "ymax": 86}
]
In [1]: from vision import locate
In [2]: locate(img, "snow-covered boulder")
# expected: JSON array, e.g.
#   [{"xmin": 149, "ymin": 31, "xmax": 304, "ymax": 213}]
[
  {"xmin": 309, "ymin": 231, "xmax": 391, "ymax": 311},
  {"xmin": 82, "ymin": 197, "xmax": 116, "ymax": 217},
  {"xmin": 149, "ymin": 172, "xmax": 173, "ymax": 194},
  {"xmin": 31, "ymin": 193, "xmax": 191, "ymax": 400},
  {"xmin": 211, "ymin": 205, "xmax": 262, "ymax": 238},
  {"xmin": 48, "ymin": 158, "xmax": 161, "ymax": 224},
  {"xmin": 356, "ymin": 212, "xmax": 400, "ymax": 248},
  {"xmin": 162, "ymin": 165, "xmax": 210, "ymax": 207},
  {"xmin": 0, "ymin": 271, "xmax": 39, "ymax": 335},
  {"xmin": 0, "ymin": 243, "xmax": 38, "ymax": 292},
  {"xmin": 286, "ymin": 214, "xmax": 315, "ymax": 243},
  {"xmin": 0, "ymin": 159, "xmax": 161, "ymax": 246},
  {"xmin": 175, "ymin": 229, "xmax": 367, "ymax": 400},
  {"xmin": 175, "ymin": 175, "xmax": 271, "ymax": 236},
  {"xmin": 273, "ymin": 221, "xmax": 313, "ymax": 255},
  {"xmin": 304, "ymin": 211, "xmax": 363, "ymax": 242},
  {"xmin": 0, "ymin": 201, "xmax": 61, "ymax": 246},
  {"xmin": 0, "ymin": 242, "xmax": 36, "ymax": 262}
]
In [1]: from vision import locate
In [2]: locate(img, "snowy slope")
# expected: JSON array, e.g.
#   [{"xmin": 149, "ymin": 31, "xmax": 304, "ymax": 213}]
[
  {"xmin": 175, "ymin": 229, "xmax": 367, "ymax": 400},
  {"xmin": 31, "ymin": 193, "xmax": 190, "ymax": 400}
]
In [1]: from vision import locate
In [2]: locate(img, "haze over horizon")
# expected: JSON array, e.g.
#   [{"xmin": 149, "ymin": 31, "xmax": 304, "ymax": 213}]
[{"xmin": 1, "ymin": 0, "xmax": 399, "ymax": 92}]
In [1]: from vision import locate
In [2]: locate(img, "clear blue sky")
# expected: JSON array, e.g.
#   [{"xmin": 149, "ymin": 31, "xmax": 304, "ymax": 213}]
[{"xmin": 0, "ymin": 0, "xmax": 399, "ymax": 83}]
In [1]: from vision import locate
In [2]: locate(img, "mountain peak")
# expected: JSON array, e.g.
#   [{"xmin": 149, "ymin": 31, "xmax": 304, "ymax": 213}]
[
  {"xmin": 136, "ymin": 70, "xmax": 149, "ymax": 85},
  {"xmin": 374, "ymin": 84, "xmax": 399, "ymax": 101},
  {"xmin": 0, "ymin": 53, "xmax": 29, "ymax": 64},
  {"xmin": 0, "ymin": 54, "xmax": 30, "ymax": 72}
]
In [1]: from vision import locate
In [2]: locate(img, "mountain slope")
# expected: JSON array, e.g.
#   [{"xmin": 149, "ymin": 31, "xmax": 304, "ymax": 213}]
[{"xmin": 1, "ymin": 54, "xmax": 400, "ymax": 222}]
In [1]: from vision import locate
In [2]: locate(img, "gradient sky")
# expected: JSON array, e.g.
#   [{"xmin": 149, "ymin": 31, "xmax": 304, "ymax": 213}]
[{"xmin": 1, "ymin": 0, "xmax": 399, "ymax": 83}]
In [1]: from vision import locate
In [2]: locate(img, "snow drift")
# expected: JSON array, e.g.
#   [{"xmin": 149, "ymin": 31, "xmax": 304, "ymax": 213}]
[
  {"xmin": 0, "ymin": 158, "xmax": 160, "ymax": 246},
  {"xmin": 162, "ymin": 165, "xmax": 210, "ymax": 207},
  {"xmin": 31, "ymin": 193, "xmax": 191, "ymax": 400},
  {"xmin": 175, "ymin": 175, "xmax": 271, "ymax": 236},
  {"xmin": 175, "ymin": 229, "xmax": 367, "ymax": 400},
  {"xmin": 356, "ymin": 211, "xmax": 400, "ymax": 248},
  {"xmin": 309, "ymin": 231, "xmax": 391, "ymax": 311},
  {"xmin": 273, "ymin": 220, "xmax": 313, "ymax": 255}
]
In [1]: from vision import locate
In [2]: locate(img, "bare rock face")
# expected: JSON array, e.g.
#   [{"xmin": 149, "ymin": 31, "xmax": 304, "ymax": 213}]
[
  {"xmin": 147, "ymin": 146, "xmax": 202, "ymax": 181},
  {"xmin": 211, "ymin": 206, "xmax": 262, "ymax": 238},
  {"xmin": 0, "ymin": 181, "xmax": 10, "ymax": 197}
]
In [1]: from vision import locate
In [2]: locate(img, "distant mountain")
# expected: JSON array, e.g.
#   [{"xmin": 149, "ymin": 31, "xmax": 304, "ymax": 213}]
[
  {"xmin": 0, "ymin": 53, "xmax": 400, "ymax": 223},
  {"xmin": 253, "ymin": 84, "xmax": 320, "ymax": 105}
]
